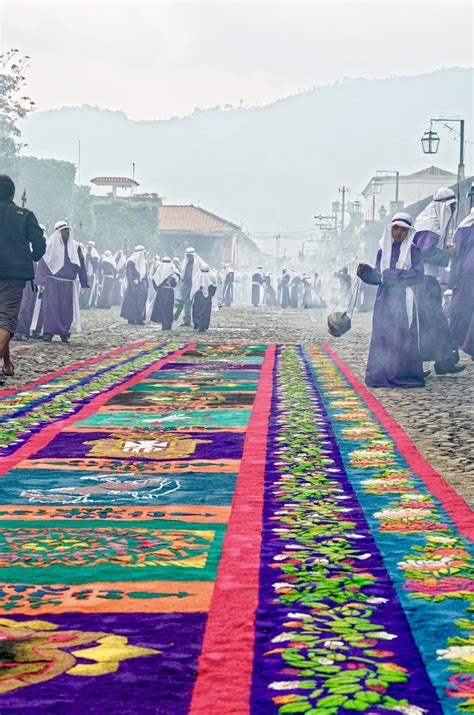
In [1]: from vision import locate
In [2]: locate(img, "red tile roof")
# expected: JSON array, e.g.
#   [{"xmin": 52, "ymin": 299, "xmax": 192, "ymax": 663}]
[{"xmin": 159, "ymin": 205, "xmax": 241, "ymax": 233}]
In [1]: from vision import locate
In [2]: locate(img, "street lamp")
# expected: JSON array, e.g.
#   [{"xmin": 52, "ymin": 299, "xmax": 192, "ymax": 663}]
[
  {"xmin": 421, "ymin": 129, "xmax": 440, "ymax": 155},
  {"xmin": 421, "ymin": 118, "xmax": 465, "ymax": 183}
]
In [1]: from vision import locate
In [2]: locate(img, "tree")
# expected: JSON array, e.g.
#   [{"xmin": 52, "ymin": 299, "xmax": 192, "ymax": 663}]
[
  {"xmin": 17, "ymin": 156, "xmax": 76, "ymax": 227},
  {"xmin": 0, "ymin": 50, "xmax": 35, "ymax": 176},
  {"xmin": 92, "ymin": 199, "xmax": 159, "ymax": 253},
  {"xmin": 72, "ymin": 185, "xmax": 95, "ymax": 241}
]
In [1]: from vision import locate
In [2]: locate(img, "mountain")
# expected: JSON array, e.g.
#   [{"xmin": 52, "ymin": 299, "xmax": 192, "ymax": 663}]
[{"xmin": 19, "ymin": 68, "xmax": 473, "ymax": 246}]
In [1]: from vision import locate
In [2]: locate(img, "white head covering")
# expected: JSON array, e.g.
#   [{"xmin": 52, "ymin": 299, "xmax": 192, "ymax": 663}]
[
  {"xmin": 86, "ymin": 241, "xmax": 100, "ymax": 260},
  {"xmin": 180, "ymin": 247, "xmax": 205, "ymax": 284},
  {"xmin": 43, "ymin": 221, "xmax": 81, "ymax": 275},
  {"xmin": 153, "ymin": 256, "xmax": 178, "ymax": 286},
  {"xmin": 380, "ymin": 212, "xmax": 416, "ymax": 273},
  {"xmin": 128, "ymin": 245, "xmax": 147, "ymax": 280},
  {"xmin": 102, "ymin": 250, "xmax": 116, "ymax": 269},
  {"xmin": 457, "ymin": 207, "xmax": 474, "ymax": 229},
  {"xmin": 114, "ymin": 250, "xmax": 127, "ymax": 271},
  {"xmin": 415, "ymin": 187, "xmax": 457, "ymax": 241},
  {"xmin": 191, "ymin": 263, "xmax": 217, "ymax": 299}
]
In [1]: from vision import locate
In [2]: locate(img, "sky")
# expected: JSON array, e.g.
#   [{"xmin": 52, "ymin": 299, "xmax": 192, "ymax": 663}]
[{"xmin": 0, "ymin": 0, "xmax": 472, "ymax": 120}]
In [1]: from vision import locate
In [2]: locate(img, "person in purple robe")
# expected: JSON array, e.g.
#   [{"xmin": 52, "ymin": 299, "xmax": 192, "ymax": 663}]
[
  {"xmin": 302, "ymin": 274, "xmax": 313, "ymax": 308},
  {"xmin": 113, "ymin": 250, "xmax": 127, "ymax": 305},
  {"xmin": 450, "ymin": 208, "xmax": 474, "ymax": 359},
  {"xmin": 414, "ymin": 187, "xmax": 465, "ymax": 374},
  {"xmin": 174, "ymin": 247, "xmax": 205, "ymax": 326},
  {"xmin": 151, "ymin": 256, "xmax": 179, "ymax": 331},
  {"xmin": 290, "ymin": 274, "xmax": 302, "ymax": 307},
  {"xmin": 251, "ymin": 267, "xmax": 265, "ymax": 307},
  {"xmin": 222, "ymin": 266, "xmax": 234, "ymax": 307},
  {"xmin": 192, "ymin": 264, "xmax": 217, "ymax": 331},
  {"xmin": 357, "ymin": 213, "xmax": 425, "ymax": 388},
  {"xmin": 97, "ymin": 250, "xmax": 116, "ymax": 309},
  {"xmin": 279, "ymin": 269, "xmax": 290, "ymax": 308},
  {"xmin": 80, "ymin": 241, "xmax": 100, "ymax": 309},
  {"xmin": 264, "ymin": 272, "xmax": 276, "ymax": 306},
  {"xmin": 120, "ymin": 245, "xmax": 149, "ymax": 325},
  {"xmin": 36, "ymin": 221, "xmax": 88, "ymax": 343}
]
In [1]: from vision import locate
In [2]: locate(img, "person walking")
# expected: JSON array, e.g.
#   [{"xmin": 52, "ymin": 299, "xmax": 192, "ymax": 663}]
[
  {"xmin": 151, "ymin": 256, "xmax": 179, "ymax": 331},
  {"xmin": 414, "ymin": 188, "xmax": 464, "ymax": 374},
  {"xmin": 120, "ymin": 245, "xmax": 149, "ymax": 325},
  {"xmin": 357, "ymin": 213, "xmax": 425, "ymax": 388},
  {"xmin": 36, "ymin": 221, "xmax": 89, "ymax": 342},
  {"xmin": 0, "ymin": 175, "xmax": 46, "ymax": 381},
  {"xmin": 192, "ymin": 264, "xmax": 217, "ymax": 331}
]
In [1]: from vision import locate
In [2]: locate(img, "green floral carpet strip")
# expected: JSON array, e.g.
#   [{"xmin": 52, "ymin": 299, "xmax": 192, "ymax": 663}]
[{"xmin": 0, "ymin": 342, "xmax": 472, "ymax": 714}]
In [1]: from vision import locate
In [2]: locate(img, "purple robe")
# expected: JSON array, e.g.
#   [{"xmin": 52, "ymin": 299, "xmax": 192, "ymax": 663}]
[
  {"xmin": 414, "ymin": 230, "xmax": 453, "ymax": 362},
  {"xmin": 192, "ymin": 285, "xmax": 216, "ymax": 330},
  {"xmin": 151, "ymin": 274, "xmax": 177, "ymax": 330},
  {"xmin": 450, "ymin": 224, "xmax": 474, "ymax": 357},
  {"xmin": 251, "ymin": 272, "xmax": 264, "ymax": 306},
  {"xmin": 80, "ymin": 255, "xmax": 99, "ymax": 308},
  {"xmin": 280, "ymin": 273, "xmax": 290, "ymax": 308},
  {"xmin": 14, "ymin": 282, "xmax": 37, "ymax": 339},
  {"xmin": 359, "ymin": 243, "xmax": 425, "ymax": 388},
  {"xmin": 97, "ymin": 260, "xmax": 115, "ymax": 309},
  {"xmin": 222, "ymin": 271, "xmax": 234, "ymax": 306},
  {"xmin": 290, "ymin": 277, "xmax": 301, "ymax": 307},
  {"xmin": 120, "ymin": 260, "xmax": 149, "ymax": 323},
  {"xmin": 36, "ymin": 243, "xmax": 88, "ymax": 336}
]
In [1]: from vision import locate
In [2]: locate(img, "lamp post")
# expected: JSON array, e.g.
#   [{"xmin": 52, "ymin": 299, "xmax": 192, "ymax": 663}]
[
  {"xmin": 376, "ymin": 169, "xmax": 400, "ymax": 203},
  {"xmin": 421, "ymin": 117, "xmax": 465, "ymax": 183},
  {"xmin": 368, "ymin": 178, "xmax": 382, "ymax": 220}
]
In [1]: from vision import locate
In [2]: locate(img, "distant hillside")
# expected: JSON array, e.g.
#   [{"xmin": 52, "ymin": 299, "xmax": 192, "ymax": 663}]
[{"xmin": 20, "ymin": 68, "xmax": 473, "ymax": 244}]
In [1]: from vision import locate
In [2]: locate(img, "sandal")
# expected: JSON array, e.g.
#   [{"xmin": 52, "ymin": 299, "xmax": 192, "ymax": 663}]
[{"xmin": 2, "ymin": 362, "xmax": 15, "ymax": 378}]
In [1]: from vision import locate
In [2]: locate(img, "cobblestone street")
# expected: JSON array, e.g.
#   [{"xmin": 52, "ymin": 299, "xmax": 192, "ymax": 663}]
[{"xmin": 3, "ymin": 304, "xmax": 473, "ymax": 504}]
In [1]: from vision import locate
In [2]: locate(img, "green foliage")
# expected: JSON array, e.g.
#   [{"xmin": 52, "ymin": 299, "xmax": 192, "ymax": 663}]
[
  {"xmin": 72, "ymin": 185, "xmax": 95, "ymax": 240},
  {"xmin": 0, "ymin": 50, "xmax": 35, "ymax": 173},
  {"xmin": 16, "ymin": 156, "xmax": 76, "ymax": 226},
  {"xmin": 92, "ymin": 199, "xmax": 159, "ymax": 253}
]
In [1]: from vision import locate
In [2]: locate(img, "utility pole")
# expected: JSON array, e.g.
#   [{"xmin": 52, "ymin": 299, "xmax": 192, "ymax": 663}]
[
  {"xmin": 275, "ymin": 233, "xmax": 280, "ymax": 271},
  {"xmin": 339, "ymin": 186, "xmax": 350, "ymax": 232}
]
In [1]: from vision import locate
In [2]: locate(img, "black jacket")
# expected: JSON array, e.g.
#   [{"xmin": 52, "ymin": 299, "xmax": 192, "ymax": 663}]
[{"xmin": 0, "ymin": 199, "xmax": 46, "ymax": 280}]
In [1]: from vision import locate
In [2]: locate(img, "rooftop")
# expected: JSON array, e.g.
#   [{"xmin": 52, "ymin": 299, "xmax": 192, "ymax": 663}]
[
  {"xmin": 159, "ymin": 204, "xmax": 241, "ymax": 233},
  {"xmin": 90, "ymin": 176, "xmax": 140, "ymax": 187},
  {"xmin": 362, "ymin": 166, "xmax": 457, "ymax": 195}
]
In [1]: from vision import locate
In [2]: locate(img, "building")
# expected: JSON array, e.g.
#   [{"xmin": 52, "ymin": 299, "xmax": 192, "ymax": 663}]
[
  {"xmin": 157, "ymin": 204, "xmax": 261, "ymax": 267},
  {"xmin": 90, "ymin": 176, "xmax": 140, "ymax": 198},
  {"xmin": 361, "ymin": 166, "xmax": 457, "ymax": 220}
]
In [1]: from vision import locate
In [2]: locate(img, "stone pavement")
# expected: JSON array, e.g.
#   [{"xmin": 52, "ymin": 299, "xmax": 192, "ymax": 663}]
[{"xmin": 3, "ymin": 304, "xmax": 473, "ymax": 504}]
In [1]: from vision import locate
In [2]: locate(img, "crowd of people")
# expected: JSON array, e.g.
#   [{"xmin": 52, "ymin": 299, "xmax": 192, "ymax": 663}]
[{"xmin": 0, "ymin": 175, "xmax": 472, "ymax": 391}]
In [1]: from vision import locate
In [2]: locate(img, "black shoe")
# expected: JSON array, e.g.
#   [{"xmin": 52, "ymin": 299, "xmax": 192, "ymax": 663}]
[
  {"xmin": 60, "ymin": 334, "xmax": 70, "ymax": 343},
  {"xmin": 31, "ymin": 330, "xmax": 43, "ymax": 340},
  {"xmin": 452, "ymin": 348, "xmax": 460, "ymax": 364},
  {"xmin": 43, "ymin": 334, "xmax": 53, "ymax": 342},
  {"xmin": 435, "ymin": 360, "xmax": 466, "ymax": 375}
]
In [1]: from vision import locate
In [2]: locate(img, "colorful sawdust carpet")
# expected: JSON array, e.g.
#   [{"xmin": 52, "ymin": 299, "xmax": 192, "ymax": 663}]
[{"xmin": 0, "ymin": 342, "xmax": 472, "ymax": 714}]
